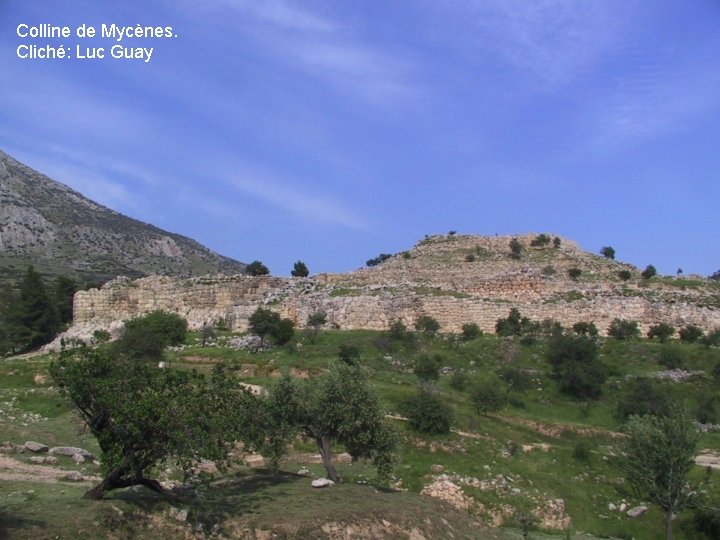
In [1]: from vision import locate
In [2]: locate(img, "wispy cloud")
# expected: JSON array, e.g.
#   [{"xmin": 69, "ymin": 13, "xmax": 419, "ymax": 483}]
[
  {"xmin": 223, "ymin": 167, "xmax": 368, "ymax": 231},
  {"xmin": 221, "ymin": 0, "xmax": 336, "ymax": 32}
]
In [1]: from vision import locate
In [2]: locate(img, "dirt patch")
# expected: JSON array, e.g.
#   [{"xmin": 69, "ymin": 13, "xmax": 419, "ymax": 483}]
[
  {"xmin": 500, "ymin": 416, "xmax": 624, "ymax": 439},
  {"xmin": 697, "ymin": 450, "xmax": 720, "ymax": 470},
  {"xmin": 0, "ymin": 454, "xmax": 99, "ymax": 483}
]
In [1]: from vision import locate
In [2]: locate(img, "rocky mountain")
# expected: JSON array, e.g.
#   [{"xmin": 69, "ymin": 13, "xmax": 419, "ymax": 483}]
[{"xmin": 0, "ymin": 150, "xmax": 246, "ymax": 285}]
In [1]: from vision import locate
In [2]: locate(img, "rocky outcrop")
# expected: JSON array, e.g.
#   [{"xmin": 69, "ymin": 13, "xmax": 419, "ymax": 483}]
[{"xmin": 64, "ymin": 234, "xmax": 720, "ymax": 339}]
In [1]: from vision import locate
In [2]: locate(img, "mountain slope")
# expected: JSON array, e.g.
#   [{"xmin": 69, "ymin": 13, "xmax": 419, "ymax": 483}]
[{"xmin": 0, "ymin": 150, "xmax": 246, "ymax": 284}]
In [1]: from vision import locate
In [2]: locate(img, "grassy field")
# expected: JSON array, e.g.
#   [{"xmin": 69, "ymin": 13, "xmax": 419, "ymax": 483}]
[{"xmin": 1, "ymin": 328, "xmax": 719, "ymax": 539}]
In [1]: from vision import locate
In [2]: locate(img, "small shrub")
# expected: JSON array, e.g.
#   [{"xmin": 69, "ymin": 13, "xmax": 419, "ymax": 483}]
[
  {"xmin": 542, "ymin": 265, "xmax": 556, "ymax": 276},
  {"xmin": 388, "ymin": 320, "xmax": 408, "ymax": 340},
  {"xmin": 608, "ymin": 319, "xmax": 640, "ymax": 340},
  {"xmin": 618, "ymin": 270, "xmax": 632, "ymax": 281},
  {"xmin": 366, "ymin": 253, "xmax": 392, "ymax": 267},
  {"xmin": 679, "ymin": 325, "xmax": 704, "ymax": 343},
  {"xmin": 338, "ymin": 343, "xmax": 361, "ymax": 365},
  {"xmin": 402, "ymin": 391, "xmax": 452, "ymax": 434},
  {"xmin": 460, "ymin": 323, "xmax": 482, "ymax": 341},
  {"xmin": 247, "ymin": 260, "xmax": 270, "ymax": 276},
  {"xmin": 415, "ymin": 315, "xmax": 440, "ymax": 336},
  {"xmin": 552, "ymin": 236, "xmax": 561, "ymax": 248},
  {"xmin": 567, "ymin": 268, "xmax": 582, "ymax": 280},
  {"xmin": 701, "ymin": 329, "xmax": 720, "ymax": 347},
  {"xmin": 600, "ymin": 246, "xmax": 616, "ymax": 259},
  {"xmin": 647, "ymin": 323, "xmax": 675, "ymax": 343},
  {"xmin": 530, "ymin": 234, "xmax": 551, "ymax": 247},
  {"xmin": 658, "ymin": 345, "xmax": 686, "ymax": 369},
  {"xmin": 470, "ymin": 378, "xmax": 506, "ymax": 415},
  {"xmin": 401, "ymin": 251, "xmax": 412, "ymax": 259},
  {"xmin": 509, "ymin": 238, "xmax": 523, "ymax": 259},
  {"xmin": 641, "ymin": 264, "xmax": 657, "ymax": 279},
  {"xmin": 614, "ymin": 378, "xmax": 671, "ymax": 421},
  {"xmin": 573, "ymin": 321, "xmax": 598, "ymax": 337},
  {"xmin": 91, "ymin": 329, "xmax": 111, "ymax": 344},
  {"xmin": 465, "ymin": 254, "xmax": 476, "ymax": 262},
  {"xmin": 413, "ymin": 353, "xmax": 441, "ymax": 387},
  {"xmin": 449, "ymin": 371, "xmax": 468, "ymax": 391},
  {"xmin": 572, "ymin": 440, "xmax": 592, "ymax": 462}
]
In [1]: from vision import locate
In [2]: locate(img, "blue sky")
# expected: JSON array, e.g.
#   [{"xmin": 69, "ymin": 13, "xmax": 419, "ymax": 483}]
[{"xmin": 1, "ymin": 0, "xmax": 719, "ymax": 277}]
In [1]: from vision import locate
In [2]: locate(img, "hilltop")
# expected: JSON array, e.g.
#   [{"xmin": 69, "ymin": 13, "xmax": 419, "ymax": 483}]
[
  {"xmin": 0, "ymin": 150, "xmax": 246, "ymax": 285},
  {"xmin": 64, "ymin": 232, "xmax": 720, "ymax": 342}
]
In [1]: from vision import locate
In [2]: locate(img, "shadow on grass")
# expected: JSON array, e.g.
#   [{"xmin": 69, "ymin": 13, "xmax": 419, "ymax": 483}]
[
  {"xmin": 109, "ymin": 470, "xmax": 299, "ymax": 528},
  {"xmin": 0, "ymin": 506, "xmax": 47, "ymax": 539}
]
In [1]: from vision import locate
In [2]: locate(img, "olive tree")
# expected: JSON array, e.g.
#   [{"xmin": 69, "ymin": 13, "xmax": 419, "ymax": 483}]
[
  {"xmin": 49, "ymin": 347, "xmax": 263, "ymax": 499},
  {"xmin": 266, "ymin": 362, "xmax": 396, "ymax": 483},
  {"xmin": 621, "ymin": 405, "xmax": 700, "ymax": 540}
]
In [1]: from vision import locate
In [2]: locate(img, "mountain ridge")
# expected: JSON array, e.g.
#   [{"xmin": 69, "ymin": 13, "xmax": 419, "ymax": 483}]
[{"xmin": 0, "ymin": 150, "xmax": 246, "ymax": 284}]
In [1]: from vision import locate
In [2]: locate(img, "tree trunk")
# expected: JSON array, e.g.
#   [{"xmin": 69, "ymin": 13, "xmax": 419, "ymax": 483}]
[
  {"xmin": 664, "ymin": 510, "xmax": 673, "ymax": 540},
  {"xmin": 316, "ymin": 435, "xmax": 341, "ymax": 483},
  {"xmin": 84, "ymin": 467, "xmax": 169, "ymax": 499}
]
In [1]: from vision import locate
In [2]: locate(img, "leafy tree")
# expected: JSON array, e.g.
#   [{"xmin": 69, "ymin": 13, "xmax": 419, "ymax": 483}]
[
  {"xmin": 50, "ymin": 347, "xmax": 263, "ymax": 499},
  {"xmin": 0, "ymin": 285, "xmax": 26, "ymax": 355},
  {"xmin": 414, "ymin": 315, "xmax": 440, "ymax": 336},
  {"xmin": 246, "ymin": 260, "xmax": 270, "ymax": 276},
  {"xmin": 248, "ymin": 308, "xmax": 295, "ymax": 349},
  {"xmin": 621, "ymin": 405, "xmax": 700, "ymax": 540},
  {"xmin": 641, "ymin": 264, "xmax": 657, "ymax": 279},
  {"xmin": 618, "ymin": 270, "xmax": 632, "ymax": 281},
  {"xmin": 388, "ymin": 320, "xmax": 408, "ymax": 340},
  {"xmin": 291, "ymin": 260, "xmax": 309, "ymax": 277},
  {"xmin": 366, "ymin": 253, "xmax": 392, "ymax": 267},
  {"xmin": 679, "ymin": 325, "xmax": 704, "ymax": 343},
  {"xmin": 546, "ymin": 334, "xmax": 605, "ymax": 399},
  {"xmin": 600, "ymin": 246, "xmax": 615, "ymax": 260},
  {"xmin": 266, "ymin": 363, "xmax": 396, "ymax": 482},
  {"xmin": 530, "ymin": 234, "xmax": 551, "ymax": 247},
  {"xmin": 305, "ymin": 310, "xmax": 327, "ymax": 344},
  {"xmin": 608, "ymin": 319, "xmax": 640, "ymax": 340},
  {"xmin": 573, "ymin": 321, "xmax": 598, "ymax": 337},
  {"xmin": 509, "ymin": 237, "xmax": 523, "ymax": 259},
  {"xmin": 460, "ymin": 323, "xmax": 482, "ymax": 341},
  {"xmin": 201, "ymin": 322, "xmax": 216, "ymax": 347},
  {"xmin": 709, "ymin": 270, "xmax": 720, "ymax": 282},
  {"xmin": 116, "ymin": 311, "xmax": 188, "ymax": 359},
  {"xmin": 53, "ymin": 275, "xmax": 78, "ymax": 325},
  {"xmin": 567, "ymin": 268, "xmax": 582, "ymax": 280},
  {"xmin": 648, "ymin": 323, "xmax": 675, "ymax": 343},
  {"xmin": 470, "ymin": 378, "xmax": 506, "ymax": 415},
  {"xmin": 552, "ymin": 236, "xmax": 561, "ymax": 248},
  {"xmin": 402, "ymin": 390, "xmax": 452, "ymax": 435}
]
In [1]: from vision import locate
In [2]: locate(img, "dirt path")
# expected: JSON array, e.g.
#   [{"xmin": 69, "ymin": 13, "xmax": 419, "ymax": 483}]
[
  {"xmin": 0, "ymin": 454, "xmax": 99, "ymax": 483},
  {"xmin": 696, "ymin": 450, "xmax": 720, "ymax": 470},
  {"xmin": 498, "ymin": 415, "xmax": 625, "ymax": 439}
]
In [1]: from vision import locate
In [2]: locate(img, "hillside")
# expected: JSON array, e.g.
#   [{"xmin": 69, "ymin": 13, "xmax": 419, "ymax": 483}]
[
  {"xmin": 0, "ymin": 150, "xmax": 246, "ymax": 285},
  {"xmin": 64, "ymin": 232, "xmax": 720, "ymax": 342}
]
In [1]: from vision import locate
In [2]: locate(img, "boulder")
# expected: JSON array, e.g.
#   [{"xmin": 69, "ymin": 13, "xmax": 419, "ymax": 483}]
[
  {"xmin": 627, "ymin": 505, "xmax": 648, "ymax": 518},
  {"xmin": 24, "ymin": 441, "xmax": 49, "ymax": 453},
  {"xmin": 49, "ymin": 447, "xmax": 93, "ymax": 458},
  {"xmin": 311, "ymin": 478, "xmax": 335, "ymax": 488},
  {"xmin": 431, "ymin": 464, "xmax": 444, "ymax": 473},
  {"xmin": 72, "ymin": 453, "xmax": 86, "ymax": 464},
  {"xmin": 29, "ymin": 456, "xmax": 46, "ymax": 464},
  {"xmin": 64, "ymin": 471, "xmax": 84, "ymax": 482}
]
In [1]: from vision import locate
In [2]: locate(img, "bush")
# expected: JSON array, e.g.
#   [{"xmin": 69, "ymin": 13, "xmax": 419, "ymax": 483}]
[
  {"xmin": 695, "ymin": 392, "xmax": 720, "ymax": 424},
  {"xmin": 572, "ymin": 440, "xmax": 592, "ymax": 462},
  {"xmin": 117, "ymin": 311, "xmax": 188, "ymax": 359},
  {"xmin": 553, "ymin": 236, "xmax": 561, "ymax": 248},
  {"xmin": 415, "ymin": 315, "xmax": 440, "ymax": 336},
  {"xmin": 413, "ymin": 353, "xmax": 441, "ymax": 387},
  {"xmin": 497, "ymin": 365, "xmax": 532, "ymax": 396},
  {"xmin": 614, "ymin": 378, "xmax": 671, "ymax": 422},
  {"xmin": 246, "ymin": 260, "xmax": 270, "ymax": 276},
  {"xmin": 91, "ymin": 329, "xmax": 111, "ymax": 344},
  {"xmin": 388, "ymin": 320, "xmax": 408, "ymax": 340},
  {"xmin": 530, "ymin": 234, "xmax": 551, "ymax": 247},
  {"xmin": 648, "ymin": 323, "xmax": 675, "ymax": 343},
  {"xmin": 600, "ymin": 246, "xmax": 615, "ymax": 260},
  {"xmin": 710, "ymin": 270, "xmax": 720, "ymax": 282},
  {"xmin": 338, "ymin": 343, "xmax": 361, "ymax": 365},
  {"xmin": 465, "ymin": 254, "xmax": 476, "ymax": 262},
  {"xmin": 495, "ymin": 308, "xmax": 534, "ymax": 337},
  {"xmin": 546, "ymin": 334, "xmax": 605, "ymax": 399},
  {"xmin": 702, "ymin": 329, "xmax": 720, "ymax": 347},
  {"xmin": 567, "ymin": 268, "xmax": 582, "ymax": 280},
  {"xmin": 366, "ymin": 253, "xmax": 392, "ymax": 267},
  {"xmin": 641, "ymin": 264, "xmax": 657, "ymax": 279},
  {"xmin": 509, "ymin": 238, "xmax": 523, "ymax": 259},
  {"xmin": 618, "ymin": 270, "xmax": 632, "ymax": 281},
  {"xmin": 573, "ymin": 322, "xmax": 598, "ymax": 337},
  {"xmin": 402, "ymin": 391, "xmax": 452, "ymax": 434},
  {"xmin": 449, "ymin": 371, "xmax": 468, "ymax": 391},
  {"xmin": 470, "ymin": 378, "xmax": 506, "ymax": 415},
  {"xmin": 608, "ymin": 319, "xmax": 640, "ymax": 340},
  {"xmin": 658, "ymin": 345, "xmax": 687, "ymax": 369},
  {"xmin": 461, "ymin": 323, "xmax": 482, "ymax": 341},
  {"xmin": 679, "ymin": 325, "xmax": 704, "ymax": 343},
  {"xmin": 541, "ymin": 265, "xmax": 556, "ymax": 277},
  {"xmin": 248, "ymin": 308, "xmax": 295, "ymax": 348}
]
